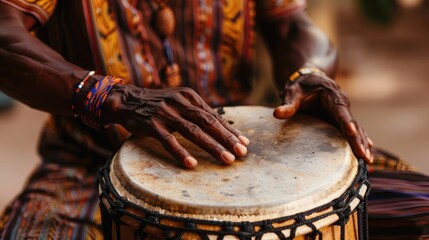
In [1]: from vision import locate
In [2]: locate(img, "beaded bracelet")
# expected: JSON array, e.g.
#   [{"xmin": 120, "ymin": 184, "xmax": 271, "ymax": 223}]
[
  {"xmin": 81, "ymin": 75, "xmax": 124, "ymax": 129},
  {"xmin": 72, "ymin": 71, "xmax": 95, "ymax": 116},
  {"xmin": 289, "ymin": 67, "xmax": 325, "ymax": 82}
]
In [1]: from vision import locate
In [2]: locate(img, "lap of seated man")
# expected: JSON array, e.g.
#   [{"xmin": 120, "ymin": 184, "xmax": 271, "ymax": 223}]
[{"xmin": 0, "ymin": 0, "xmax": 427, "ymax": 239}]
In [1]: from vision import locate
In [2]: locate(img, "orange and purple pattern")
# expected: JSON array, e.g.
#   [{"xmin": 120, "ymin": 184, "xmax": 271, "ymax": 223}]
[
  {"xmin": 256, "ymin": 0, "xmax": 306, "ymax": 20},
  {"xmin": 0, "ymin": 0, "xmax": 57, "ymax": 25},
  {"xmin": 81, "ymin": 75, "xmax": 124, "ymax": 129},
  {"xmin": 3, "ymin": 1, "xmax": 428, "ymax": 240}
]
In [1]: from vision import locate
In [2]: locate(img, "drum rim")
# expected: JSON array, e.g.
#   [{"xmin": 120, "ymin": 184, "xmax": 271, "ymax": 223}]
[
  {"xmin": 99, "ymin": 157, "xmax": 370, "ymax": 239},
  {"xmin": 98, "ymin": 106, "xmax": 371, "ymax": 239},
  {"xmin": 109, "ymin": 107, "xmax": 359, "ymax": 221}
]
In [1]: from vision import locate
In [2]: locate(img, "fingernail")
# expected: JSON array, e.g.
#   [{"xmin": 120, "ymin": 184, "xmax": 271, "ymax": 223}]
[
  {"xmin": 221, "ymin": 151, "xmax": 235, "ymax": 164},
  {"xmin": 360, "ymin": 143, "xmax": 365, "ymax": 154},
  {"xmin": 234, "ymin": 143, "xmax": 247, "ymax": 156},
  {"xmin": 238, "ymin": 135, "xmax": 250, "ymax": 146},
  {"xmin": 273, "ymin": 106, "xmax": 290, "ymax": 119},
  {"xmin": 350, "ymin": 122, "xmax": 357, "ymax": 135},
  {"xmin": 365, "ymin": 148, "xmax": 371, "ymax": 161},
  {"xmin": 367, "ymin": 137, "xmax": 374, "ymax": 146},
  {"xmin": 185, "ymin": 156, "xmax": 198, "ymax": 168}
]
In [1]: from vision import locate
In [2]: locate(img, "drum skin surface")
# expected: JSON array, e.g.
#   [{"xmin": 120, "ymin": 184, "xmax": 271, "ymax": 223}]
[{"xmin": 110, "ymin": 106, "xmax": 359, "ymax": 224}]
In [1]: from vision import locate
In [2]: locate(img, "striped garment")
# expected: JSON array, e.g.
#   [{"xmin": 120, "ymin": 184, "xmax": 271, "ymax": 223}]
[
  {"xmin": 1, "ymin": 149, "xmax": 428, "ymax": 239},
  {"xmin": 0, "ymin": 164, "xmax": 102, "ymax": 239},
  {"xmin": 0, "ymin": 0, "xmax": 428, "ymax": 239},
  {"xmin": 368, "ymin": 149, "xmax": 429, "ymax": 240}
]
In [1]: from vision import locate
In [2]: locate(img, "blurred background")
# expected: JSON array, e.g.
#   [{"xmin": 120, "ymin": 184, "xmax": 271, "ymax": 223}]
[{"xmin": 1, "ymin": 0, "xmax": 429, "ymax": 211}]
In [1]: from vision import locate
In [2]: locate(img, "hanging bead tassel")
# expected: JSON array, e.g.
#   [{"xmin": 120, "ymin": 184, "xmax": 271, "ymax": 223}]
[
  {"xmin": 163, "ymin": 39, "xmax": 181, "ymax": 87},
  {"xmin": 155, "ymin": 5, "xmax": 175, "ymax": 39},
  {"xmin": 165, "ymin": 63, "xmax": 181, "ymax": 87},
  {"xmin": 154, "ymin": 4, "xmax": 182, "ymax": 87}
]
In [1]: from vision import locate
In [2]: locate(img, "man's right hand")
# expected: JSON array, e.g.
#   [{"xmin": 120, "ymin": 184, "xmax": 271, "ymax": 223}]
[{"xmin": 103, "ymin": 84, "xmax": 249, "ymax": 168}]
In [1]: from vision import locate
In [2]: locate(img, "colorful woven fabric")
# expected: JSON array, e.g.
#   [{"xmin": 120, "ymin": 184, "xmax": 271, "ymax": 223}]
[
  {"xmin": 0, "ymin": 164, "xmax": 102, "ymax": 240},
  {"xmin": 81, "ymin": 76, "xmax": 124, "ymax": 129},
  {"xmin": 0, "ymin": 0, "xmax": 57, "ymax": 25},
  {"xmin": 256, "ymin": 0, "xmax": 306, "ymax": 20},
  {"xmin": 1, "ymin": 0, "xmax": 428, "ymax": 239},
  {"xmin": 1, "ymin": 0, "xmax": 304, "ymax": 107},
  {"xmin": 2, "ymin": 149, "xmax": 427, "ymax": 240},
  {"xmin": 368, "ymin": 149, "xmax": 429, "ymax": 240}
]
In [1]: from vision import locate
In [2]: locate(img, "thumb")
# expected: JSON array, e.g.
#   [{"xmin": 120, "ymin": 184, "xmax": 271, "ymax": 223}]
[{"xmin": 273, "ymin": 89, "xmax": 303, "ymax": 119}]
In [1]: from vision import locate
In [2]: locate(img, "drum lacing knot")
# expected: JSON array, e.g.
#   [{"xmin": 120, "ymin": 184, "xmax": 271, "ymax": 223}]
[
  {"xmin": 106, "ymin": 196, "xmax": 125, "ymax": 217},
  {"xmin": 222, "ymin": 221, "xmax": 235, "ymax": 233},
  {"xmin": 308, "ymin": 230, "xmax": 322, "ymax": 240},
  {"xmin": 240, "ymin": 222, "xmax": 254, "ymax": 234},
  {"xmin": 262, "ymin": 220, "xmax": 273, "ymax": 231},
  {"xmin": 110, "ymin": 208, "xmax": 123, "ymax": 222},
  {"xmin": 147, "ymin": 215, "xmax": 160, "ymax": 224},
  {"xmin": 337, "ymin": 206, "xmax": 351, "ymax": 224},
  {"xmin": 185, "ymin": 222, "xmax": 197, "ymax": 230},
  {"xmin": 98, "ymin": 166, "xmax": 107, "ymax": 175},
  {"xmin": 261, "ymin": 220, "xmax": 273, "ymax": 231},
  {"xmin": 295, "ymin": 213, "xmax": 321, "ymax": 239},
  {"xmin": 112, "ymin": 199, "xmax": 125, "ymax": 209},
  {"xmin": 300, "ymin": 213, "xmax": 322, "ymax": 240},
  {"xmin": 333, "ymin": 198, "xmax": 347, "ymax": 210},
  {"xmin": 296, "ymin": 213, "xmax": 306, "ymax": 225}
]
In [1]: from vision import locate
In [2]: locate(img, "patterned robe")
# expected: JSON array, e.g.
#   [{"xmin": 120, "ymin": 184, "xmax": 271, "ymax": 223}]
[{"xmin": 0, "ymin": 0, "xmax": 427, "ymax": 239}]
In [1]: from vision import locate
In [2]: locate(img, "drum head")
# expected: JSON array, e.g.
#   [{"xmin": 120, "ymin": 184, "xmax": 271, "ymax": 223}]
[{"xmin": 110, "ymin": 106, "xmax": 358, "ymax": 222}]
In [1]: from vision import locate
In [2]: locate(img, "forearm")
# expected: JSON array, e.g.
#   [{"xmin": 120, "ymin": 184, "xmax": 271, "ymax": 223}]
[
  {"xmin": 259, "ymin": 11, "xmax": 338, "ymax": 89},
  {"xmin": 0, "ymin": 3, "xmax": 88, "ymax": 115}
]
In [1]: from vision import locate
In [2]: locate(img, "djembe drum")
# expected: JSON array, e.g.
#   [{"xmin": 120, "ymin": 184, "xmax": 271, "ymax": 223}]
[{"xmin": 99, "ymin": 106, "xmax": 370, "ymax": 240}]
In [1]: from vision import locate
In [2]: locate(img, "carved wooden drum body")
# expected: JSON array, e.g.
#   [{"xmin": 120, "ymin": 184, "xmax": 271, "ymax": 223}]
[{"xmin": 99, "ymin": 106, "xmax": 370, "ymax": 240}]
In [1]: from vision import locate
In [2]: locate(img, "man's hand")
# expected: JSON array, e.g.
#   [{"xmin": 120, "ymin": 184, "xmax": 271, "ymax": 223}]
[
  {"xmin": 273, "ymin": 72, "xmax": 374, "ymax": 164},
  {"xmin": 104, "ymin": 84, "xmax": 249, "ymax": 168}
]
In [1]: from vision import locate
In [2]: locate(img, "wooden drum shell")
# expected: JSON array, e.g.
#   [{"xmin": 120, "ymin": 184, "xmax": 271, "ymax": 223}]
[{"xmin": 99, "ymin": 106, "xmax": 369, "ymax": 240}]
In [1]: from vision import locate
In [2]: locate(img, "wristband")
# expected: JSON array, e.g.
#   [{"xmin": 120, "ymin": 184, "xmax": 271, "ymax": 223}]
[
  {"xmin": 81, "ymin": 75, "xmax": 124, "ymax": 129},
  {"xmin": 289, "ymin": 67, "xmax": 325, "ymax": 82},
  {"xmin": 72, "ymin": 70, "xmax": 95, "ymax": 116}
]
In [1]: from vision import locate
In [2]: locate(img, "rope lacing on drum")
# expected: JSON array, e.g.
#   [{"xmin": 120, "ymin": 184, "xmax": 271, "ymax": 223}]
[
  {"xmin": 98, "ymin": 158, "xmax": 370, "ymax": 240},
  {"xmin": 295, "ymin": 213, "xmax": 322, "ymax": 240},
  {"xmin": 240, "ymin": 221, "xmax": 253, "ymax": 234}
]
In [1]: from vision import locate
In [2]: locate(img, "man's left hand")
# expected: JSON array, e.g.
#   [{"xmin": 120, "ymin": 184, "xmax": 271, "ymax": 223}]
[{"xmin": 273, "ymin": 72, "xmax": 374, "ymax": 164}]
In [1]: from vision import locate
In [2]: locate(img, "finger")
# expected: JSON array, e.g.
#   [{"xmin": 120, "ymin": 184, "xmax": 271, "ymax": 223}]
[
  {"xmin": 343, "ymin": 118, "xmax": 366, "ymax": 160},
  {"xmin": 185, "ymin": 93, "xmax": 250, "ymax": 145},
  {"xmin": 199, "ymin": 105, "xmax": 250, "ymax": 146},
  {"xmin": 365, "ymin": 132, "xmax": 374, "ymax": 148},
  {"xmin": 216, "ymin": 115, "xmax": 250, "ymax": 146},
  {"xmin": 368, "ymin": 137, "xmax": 374, "ymax": 148},
  {"xmin": 176, "ymin": 89, "xmax": 250, "ymax": 146},
  {"xmin": 173, "ymin": 118, "xmax": 236, "ymax": 165},
  {"xmin": 180, "ymin": 107, "xmax": 247, "ymax": 156},
  {"xmin": 273, "ymin": 85, "xmax": 303, "ymax": 119},
  {"xmin": 345, "ymin": 120, "xmax": 369, "ymax": 164},
  {"xmin": 322, "ymin": 92, "xmax": 368, "ymax": 162},
  {"xmin": 155, "ymin": 126, "xmax": 198, "ymax": 168},
  {"xmin": 358, "ymin": 126, "xmax": 373, "ymax": 164}
]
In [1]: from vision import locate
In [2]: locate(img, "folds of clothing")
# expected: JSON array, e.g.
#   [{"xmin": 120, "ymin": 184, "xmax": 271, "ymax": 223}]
[
  {"xmin": 0, "ymin": 0, "xmax": 427, "ymax": 239},
  {"xmin": 368, "ymin": 149, "xmax": 429, "ymax": 240},
  {"xmin": 1, "ymin": 148, "xmax": 428, "ymax": 240},
  {"xmin": 0, "ymin": 163, "xmax": 102, "ymax": 240}
]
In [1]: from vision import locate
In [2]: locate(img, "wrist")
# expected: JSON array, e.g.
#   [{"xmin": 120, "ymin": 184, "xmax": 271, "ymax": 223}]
[
  {"xmin": 101, "ymin": 82, "xmax": 129, "ymax": 125},
  {"xmin": 289, "ymin": 66, "xmax": 326, "ymax": 82},
  {"xmin": 78, "ymin": 75, "xmax": 125, "ymax": 129},
  {"xmin": 72, "ymin": 72, "xmax": 100, "ymax": 116}
]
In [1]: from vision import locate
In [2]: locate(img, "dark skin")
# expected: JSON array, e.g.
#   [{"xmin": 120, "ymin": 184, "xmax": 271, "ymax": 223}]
[
  {"xmin": 0, "ymin": 3, "xmax": 248, "ymax": 168},
  {"xmin": 0, "ymin": 3, "xmax": 372, "ymax": 168},
  {"xmin": 259, "ymin": 11, "xmax": 373, "ymax": 163}
]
